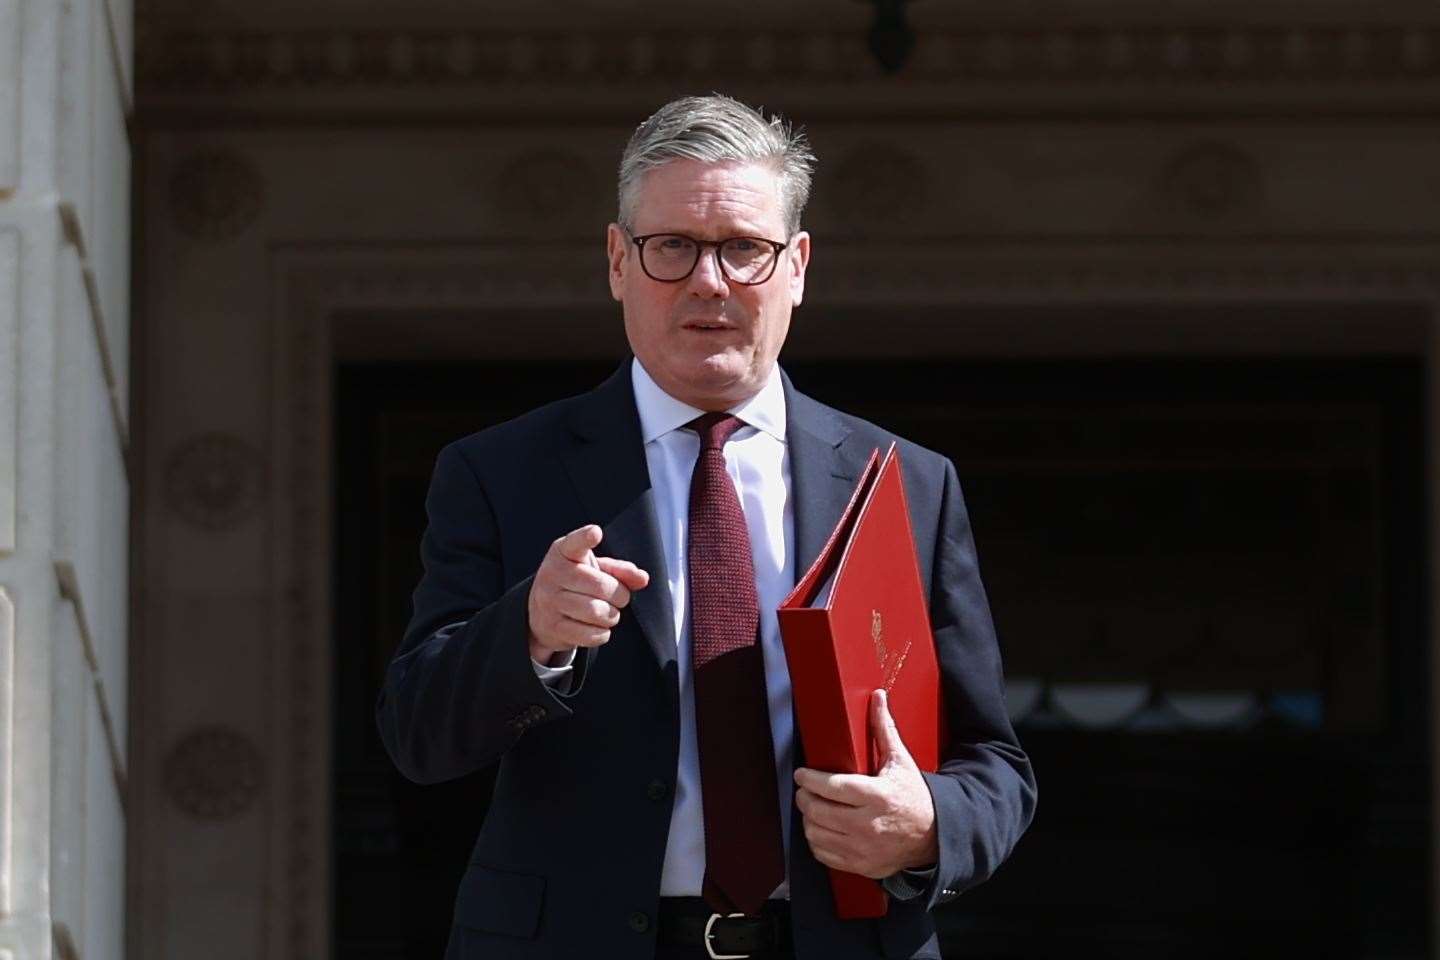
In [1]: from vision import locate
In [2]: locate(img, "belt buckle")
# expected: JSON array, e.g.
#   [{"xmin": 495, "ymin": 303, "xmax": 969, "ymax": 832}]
[{"xmin": 703, "ymin": 912, "xmax": 749, "ymax": 960}]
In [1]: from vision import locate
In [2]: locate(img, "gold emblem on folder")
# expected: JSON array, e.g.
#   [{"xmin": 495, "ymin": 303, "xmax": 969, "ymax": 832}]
[{"xmin": 873, "ymin": 607, "xmax": 914, "ymax": 691}]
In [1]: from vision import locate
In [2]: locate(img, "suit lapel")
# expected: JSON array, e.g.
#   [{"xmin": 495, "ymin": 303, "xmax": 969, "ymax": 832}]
[
  {"xmin": 783, "ymin": 372, "xmax": 862, "ymax": 580},
  {"xmin": 560, "ymin": 362, "xmax": 677, "ymax": 672}
]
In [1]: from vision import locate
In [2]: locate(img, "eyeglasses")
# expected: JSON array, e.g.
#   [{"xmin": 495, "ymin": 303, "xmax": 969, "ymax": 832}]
[{"xmin": 627, "ymin": 231, "xmax": 789, "ymax": 286}]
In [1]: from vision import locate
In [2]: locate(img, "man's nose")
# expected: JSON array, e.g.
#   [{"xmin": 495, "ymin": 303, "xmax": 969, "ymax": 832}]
[{"xmin": 686, "ymin": 247, "xmax": 730, "ymax": 298}]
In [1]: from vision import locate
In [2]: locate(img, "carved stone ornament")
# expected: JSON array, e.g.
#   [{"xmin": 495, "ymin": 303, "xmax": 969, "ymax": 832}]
[
  {"xmin": 1161, "ymin": 142, "xmax": 1265, "ymax": 219},
  {"xmin": 163, "ymin": 725, "xmax": 265, "ymax": 820},
  {"xmin": 168, "ymin": 150, "xmax": 264, "ymax": 241},
  {"xmin": 164, "ymin": 432, "xmax": 266, "ymax": 531},
  {"xmin": 135, "ymin": 25, "xmax": 1440, "ymax": 95},
  {"xmin": 831, "ymin": 143, "xmax": 927, "ymax": 226},
  {"xmin": 494, "ymin": 149, "xmax": 596, "ymax": 224}
]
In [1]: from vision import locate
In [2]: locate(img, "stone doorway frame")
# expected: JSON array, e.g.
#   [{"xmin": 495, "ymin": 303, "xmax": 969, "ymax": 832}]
[{"xmin": 261, "ymin": 240, "xmax": 1439, "ymax": 959}]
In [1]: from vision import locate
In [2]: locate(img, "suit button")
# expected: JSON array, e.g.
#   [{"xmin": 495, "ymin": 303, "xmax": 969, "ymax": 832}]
[
  {"xmin": 627, "ymin": 911, "xmax": 650, "ymax": 933},
  {"xmin": 646, "ymin": 779, "xmax": 668, "ymax": 801}
]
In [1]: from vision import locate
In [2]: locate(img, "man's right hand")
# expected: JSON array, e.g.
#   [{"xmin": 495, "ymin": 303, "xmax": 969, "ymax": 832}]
[{"xmin": 527, "ymin": 524, "xmax": 650, "ymax": 665}]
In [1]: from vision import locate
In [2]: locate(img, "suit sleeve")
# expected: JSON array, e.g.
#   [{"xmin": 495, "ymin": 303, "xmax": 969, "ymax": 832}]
[
  {"xmin": 375, "ymin": 442, "xmax": 585, "ymax": 785},
  {"xmin": 916, "ymin": 457, "xmax": 1037, "ymax": 908}
]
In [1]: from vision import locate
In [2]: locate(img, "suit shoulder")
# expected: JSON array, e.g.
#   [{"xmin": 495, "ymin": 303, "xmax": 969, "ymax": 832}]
[
  {"xmin": 437, "ymin": 391, "xmax": 584, "ymax": 472},
  {"xmin": 799, "ymin": 392, "xmax": 952, "ymax": 476}
]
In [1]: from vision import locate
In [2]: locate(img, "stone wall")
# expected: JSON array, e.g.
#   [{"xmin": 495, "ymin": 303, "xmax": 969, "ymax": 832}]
[
  {"xmin": 130, "ymin": 3, "xmax": 1440, "ymax": 958},
  {"xmin": 0, "ymin": 0, "xmax": 132, "ymax": 958}
]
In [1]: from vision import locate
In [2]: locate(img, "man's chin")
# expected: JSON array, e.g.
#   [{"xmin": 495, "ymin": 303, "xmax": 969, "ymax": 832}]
[
  {"xmin": 683, "ymin": 361, "xmax": 768, "ymax": 408},
  {"xmin": 638, "ymin": 347, "xmax": 766, "ymax": 407},
  {"xmin": 692, "ymin": 353, "xmax": 745, "ymax": 381}
]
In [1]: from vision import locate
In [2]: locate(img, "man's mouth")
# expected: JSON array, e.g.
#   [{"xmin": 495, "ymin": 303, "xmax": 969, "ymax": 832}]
[{"xmin": 683, "ymin": 320, "xmax": 733, "ymax": 332}]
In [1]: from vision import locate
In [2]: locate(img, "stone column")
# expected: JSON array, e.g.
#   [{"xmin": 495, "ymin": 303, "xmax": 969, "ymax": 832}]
[{"xmin": 0, "ymin": 0, "xmax": 132, "ymax": 957}]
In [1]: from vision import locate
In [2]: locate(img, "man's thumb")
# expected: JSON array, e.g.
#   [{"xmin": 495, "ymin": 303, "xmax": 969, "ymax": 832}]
[{"xmin": 870, "ymin": 689, "xmax": 911, "ymax": 770}]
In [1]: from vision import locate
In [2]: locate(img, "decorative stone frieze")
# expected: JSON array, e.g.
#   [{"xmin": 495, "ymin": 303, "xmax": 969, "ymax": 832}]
[
  {"xmin": 168, "ymin": 150, "xmax": 263, "ymax": 241},
  {"xmin": 135, "ymin": 24, "xmax": 1440, "ymax": 95},
  {"xmin": 162, "ymin": 725, "xmax": 264, "ymax": 820},
  {"xmin": 163, "ymin": 432, "xmax": 266, "ymax": 531}
]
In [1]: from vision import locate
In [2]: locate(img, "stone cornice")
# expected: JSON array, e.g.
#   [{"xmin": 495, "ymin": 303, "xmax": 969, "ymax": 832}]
[
  {"xmin": 135, "ymin": 23, "xmax": 1440, "ymax": 119},
  {"xmin": 270, "ymin": 241, "xmax": 1440, "ymax": 306}
]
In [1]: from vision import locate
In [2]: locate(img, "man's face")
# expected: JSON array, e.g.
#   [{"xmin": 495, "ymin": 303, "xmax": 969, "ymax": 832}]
[{"xmin": 606, "ymin": 159, "xmax": 811, "ymax": 411}]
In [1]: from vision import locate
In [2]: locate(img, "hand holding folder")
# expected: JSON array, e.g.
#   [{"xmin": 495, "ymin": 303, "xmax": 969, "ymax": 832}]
[
  {"xmin": 792, "ymin": 688, "xmax": 940, "ymax": 913},
  {"xmin": 779, "ymin": 444, "xmax": 947, "ymax": 919}
]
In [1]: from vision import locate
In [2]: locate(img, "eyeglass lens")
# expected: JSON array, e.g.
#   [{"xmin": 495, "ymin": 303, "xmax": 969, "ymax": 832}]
[{"xmin": 641, "ymin": 235, "xmax": 780, "ymax": 284}]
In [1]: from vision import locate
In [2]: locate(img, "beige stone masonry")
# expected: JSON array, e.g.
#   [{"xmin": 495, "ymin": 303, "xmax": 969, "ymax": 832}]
[
  {"xmin": 0, "ymin": 587, "xmax": 12, "ymax": 918},
  {"xmin": 0, "ymin": 0, "xmax": 17, "ymax": 195},
  {"xmin": 0, "ymin": 229, "xmax": 15, "ymax": 556},
  {"xmin": 0, "ymin": 0, "xmax": 132, "ymax": 957}
]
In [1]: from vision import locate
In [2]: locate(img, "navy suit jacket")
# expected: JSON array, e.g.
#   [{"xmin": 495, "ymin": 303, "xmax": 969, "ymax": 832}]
[{"xmin": 376, "ymin": 361, "xmax": 1036, "ymax": 959}]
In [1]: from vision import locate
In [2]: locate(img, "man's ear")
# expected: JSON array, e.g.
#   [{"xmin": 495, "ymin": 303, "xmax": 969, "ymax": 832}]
[
  {"xmin": 787, "ymin": 230, "xmax": 811, "ymax": 309},
  {"xmin": 606, "ymin": 224, "xmax": 628, "ymax": 302}
]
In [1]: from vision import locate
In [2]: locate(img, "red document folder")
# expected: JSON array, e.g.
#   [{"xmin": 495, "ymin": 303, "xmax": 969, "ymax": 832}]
[{"xmin": 778, "ymin": 443, "xmax": 946, "ymax": 919}]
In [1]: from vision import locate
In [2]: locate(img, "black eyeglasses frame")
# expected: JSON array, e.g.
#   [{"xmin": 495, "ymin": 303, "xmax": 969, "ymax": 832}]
[{"xmin": 626, "ymin": 230, "xmax": 790, "ymax": 286}]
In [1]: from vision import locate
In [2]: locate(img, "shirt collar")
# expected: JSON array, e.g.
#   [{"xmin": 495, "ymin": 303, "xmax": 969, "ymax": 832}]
[{"xmin": 631, "ymin": 357, "xmax": 787, "ymax": 445}]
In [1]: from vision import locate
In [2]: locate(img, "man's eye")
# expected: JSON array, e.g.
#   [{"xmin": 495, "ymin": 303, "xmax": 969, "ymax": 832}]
[
  {"xmin": 658, "ymin": 236, "xmax": 692, "ymax": 251},
  {"xmin": 728, "ymin": 239, "xmax": 759, "ymax": 252}
]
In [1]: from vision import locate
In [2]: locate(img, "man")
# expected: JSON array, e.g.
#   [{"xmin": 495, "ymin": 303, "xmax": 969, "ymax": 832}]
[{"xmin": 377, "ymin": 95, "xmax": 1035, "ymax": 960}]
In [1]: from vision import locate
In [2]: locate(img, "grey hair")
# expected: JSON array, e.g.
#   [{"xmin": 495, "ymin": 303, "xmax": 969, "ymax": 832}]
[{"xmin": 617, "ymin": 94, "xmax": 817, "ymax": 237}]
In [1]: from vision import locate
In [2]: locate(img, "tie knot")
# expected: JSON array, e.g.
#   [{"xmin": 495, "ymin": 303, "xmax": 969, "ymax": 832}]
[{"xmin": 687, "ymin": 412, "xmax": 746, "ymax": 450}]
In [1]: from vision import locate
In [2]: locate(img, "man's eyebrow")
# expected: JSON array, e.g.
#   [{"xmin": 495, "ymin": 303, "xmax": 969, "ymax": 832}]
[{"xmin": 645, "ymin": 227, "xmax": 780, "ymax": 239}]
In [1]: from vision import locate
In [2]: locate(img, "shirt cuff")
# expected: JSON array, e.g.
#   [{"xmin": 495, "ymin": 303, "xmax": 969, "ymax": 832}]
[
  {"xmin": 880, "ymin": 865, "xmax": 936, "ymax": 902},
  {"xmin": 531, "ymin": 647, "xmax": 576, "ymax": 688}
]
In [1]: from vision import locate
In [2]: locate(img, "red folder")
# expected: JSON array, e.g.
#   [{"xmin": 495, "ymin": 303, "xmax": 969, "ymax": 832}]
[{"xmin": 778, "ymin": 443, "xmax": 946, "ymax": 919}]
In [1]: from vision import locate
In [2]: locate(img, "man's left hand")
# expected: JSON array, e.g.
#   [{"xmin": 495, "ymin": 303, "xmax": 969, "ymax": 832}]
[{"xmin": 793, "ymin": 688, "xmax": 938, "ymax": 879}]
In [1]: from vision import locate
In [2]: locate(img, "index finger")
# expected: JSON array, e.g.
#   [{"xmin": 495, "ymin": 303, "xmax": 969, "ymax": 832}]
[
  {"xmin": 553, "ymin": 524, "xmax": 603, "ymax": 564},
  {"xmin": 564, "ymin": 563, "xmax": 631, "ymax": 608},
  {"xmin": 793, "ymin": 767, "xmax": 879, "ymax": 806}
]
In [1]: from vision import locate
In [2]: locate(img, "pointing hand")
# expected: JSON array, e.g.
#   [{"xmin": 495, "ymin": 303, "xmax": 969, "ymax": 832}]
[{"xmin": 527, "ymin": 524, "xmax": 649, "ymax": 665}]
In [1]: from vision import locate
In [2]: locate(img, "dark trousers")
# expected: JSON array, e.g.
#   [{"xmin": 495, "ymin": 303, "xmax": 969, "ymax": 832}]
[{"xmin": 654, "ymin": 947, "xmax": 795, "ymax": 960}]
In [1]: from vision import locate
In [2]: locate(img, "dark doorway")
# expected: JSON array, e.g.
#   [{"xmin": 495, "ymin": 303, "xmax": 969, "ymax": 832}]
[{"xmin": 333, "ymin": 356, "xmax": 1428, "ymax": 959}]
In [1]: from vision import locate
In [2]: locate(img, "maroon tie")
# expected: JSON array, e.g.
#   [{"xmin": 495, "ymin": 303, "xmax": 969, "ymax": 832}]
[{"xmin": 687, "ymin": 413, "xmax": 785, "ymax": 916}]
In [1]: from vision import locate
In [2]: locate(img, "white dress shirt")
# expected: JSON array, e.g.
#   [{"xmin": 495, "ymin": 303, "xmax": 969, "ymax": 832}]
[{"xmin": 534, "ymin": 357, "xmax": 796, "ymax": 900}]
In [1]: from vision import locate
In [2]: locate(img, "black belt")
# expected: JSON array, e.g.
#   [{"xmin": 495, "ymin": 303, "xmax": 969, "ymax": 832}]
[{"xmin": 656, "ymin": 897, "xmax": 793, "ymax": 959}]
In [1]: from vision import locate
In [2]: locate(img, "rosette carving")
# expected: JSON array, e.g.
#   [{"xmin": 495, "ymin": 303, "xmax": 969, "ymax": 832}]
[
  {"xmin": 163, "ymin": 726, "xmax": 264, "ymax": 820},
  {"xmin": 169, "ymin": 150, "xmax": 264, "ymax": 241},
  {"xmin": 164, "ymin": 432, "xmax": 266, "ymax": 531}
]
